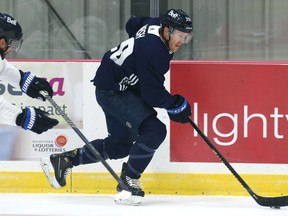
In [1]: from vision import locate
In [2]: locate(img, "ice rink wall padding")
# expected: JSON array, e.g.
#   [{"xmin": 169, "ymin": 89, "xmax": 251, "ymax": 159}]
[{"xmin": 0, "ymin": 60, "xmax": 287, "ymax": 196}]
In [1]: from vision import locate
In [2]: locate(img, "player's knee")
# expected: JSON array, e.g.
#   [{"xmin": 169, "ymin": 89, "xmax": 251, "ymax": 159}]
[
  {"xmin": 139, "ymin": 116, "xmax": 167, "ymax": 149},
  {"xmin": 154, "ymin": 119, "xmax": 167, "ymax": 144}
]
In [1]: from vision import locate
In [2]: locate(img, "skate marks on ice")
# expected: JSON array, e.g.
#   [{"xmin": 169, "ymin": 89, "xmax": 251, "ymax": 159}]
[{"xmin": 0, "ymin": 194, "xmax": 287, "ymax": 216}]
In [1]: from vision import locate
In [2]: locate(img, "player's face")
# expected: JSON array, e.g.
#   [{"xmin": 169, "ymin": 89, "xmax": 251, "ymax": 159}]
[
  {"xmin": 7, "ymin": 38, "xmax": 23, "ymax": 52},
  {"xmin": 168, "ymin": 29, "xmax": 193, "ymax": 52},
  {"xmin": 0, "ymin": 37, "xmax": 22, "ymax": 59},
  {"xmin": 0, "ymin": 38, "xmax": 9, "ymax": 58}
]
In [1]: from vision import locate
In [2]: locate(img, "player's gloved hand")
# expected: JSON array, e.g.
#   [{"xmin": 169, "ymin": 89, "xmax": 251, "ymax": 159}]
[
  {"xmin": 19, "ymin": 70, "xmax": 53, "ymax": 101},
  {"xmin": 167, "ymin": 94, "xmax": 191, "ymax": 124},
  {"xmin": 16, "ymin": 107, "xmax": 59, "ymax": 134}
]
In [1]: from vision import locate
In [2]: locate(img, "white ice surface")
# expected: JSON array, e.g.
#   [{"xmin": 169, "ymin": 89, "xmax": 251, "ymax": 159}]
[{"xmin": 0, "ymin": 193, "xmax": 287, "ymax": 216}]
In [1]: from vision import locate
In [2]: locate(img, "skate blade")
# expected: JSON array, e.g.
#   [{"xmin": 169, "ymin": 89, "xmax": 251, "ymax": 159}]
[
  {"xmin": 40, "ymin": 157, "xmax": 61, "ymax": 189},
  {"xmin": 114, "ymin": 190, "xmax": 142, "ymax": 206}
]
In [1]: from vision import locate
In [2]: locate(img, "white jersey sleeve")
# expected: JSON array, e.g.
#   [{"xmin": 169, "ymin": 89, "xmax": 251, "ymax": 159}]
[
  {"xmin": 0, "ymin": 58, "xmax": 21, "ymax": 87},
  {"xmin": 0, "ymin": 59, "xmax": 22, "ymax": 125},
  {"xmin": 0, "ymin": 96, "xmax": 21, "ymax": 125}
]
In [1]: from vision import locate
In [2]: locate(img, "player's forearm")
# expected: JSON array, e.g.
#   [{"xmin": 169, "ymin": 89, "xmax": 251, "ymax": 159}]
[{"xmin": 0, "ymin": 96, "xmax": 21, "ymax": 126}]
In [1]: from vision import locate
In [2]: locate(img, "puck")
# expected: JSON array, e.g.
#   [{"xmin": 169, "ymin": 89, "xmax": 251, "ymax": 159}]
[{"xmin": 270, "ymin": 206, "xmax": 281, "ymax": 209}]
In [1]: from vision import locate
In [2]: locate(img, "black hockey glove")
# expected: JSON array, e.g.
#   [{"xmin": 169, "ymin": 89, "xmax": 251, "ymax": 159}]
[
  {"xmin": 167, "ymin": 94, "xmax": 191, "ymax": 124},
  {"xmin": 19, "ymin": 70, "xmax": 53, "ymax": 101},
  {"xmin": 16, "ymin": 107, "xmax": 59, "ymax": 134}
]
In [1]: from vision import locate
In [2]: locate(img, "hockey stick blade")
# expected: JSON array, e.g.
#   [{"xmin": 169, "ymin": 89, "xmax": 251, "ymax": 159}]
[
  {"xmin": 187, "ymin": 117, "xmax": 288, "ymax": 207},
  {"xmin": 41, "ymin": 91, "xmax": 131, "ymax": 193}
]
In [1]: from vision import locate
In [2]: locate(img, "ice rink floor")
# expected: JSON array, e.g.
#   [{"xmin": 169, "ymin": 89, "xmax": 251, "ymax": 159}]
[{"xmin": 0, "ymin": 193, "xmax": 287, "ymax": 216}]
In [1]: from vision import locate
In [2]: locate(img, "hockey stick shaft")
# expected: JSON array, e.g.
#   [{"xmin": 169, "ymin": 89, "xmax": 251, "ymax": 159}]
[
  {"xmin": 187, "ymin": 117, "xmax": 252, "ymax": 193},
  {"xmin": 187, "ymin": 116, "xmax": 288, "ymax": 207},
  {"xmin": 43, "ymin": 92, "xmax": 130, "ymax": 192}
]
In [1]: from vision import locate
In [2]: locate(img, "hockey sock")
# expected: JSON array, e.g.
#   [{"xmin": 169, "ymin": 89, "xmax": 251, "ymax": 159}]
[
  {"xmin": 70, "ymin": 139, "xmax": 108, "ymax": 166},
  {"xmin": 126, "ymin": 142, "xmax": 156, "ymax": 179},
  {"xmin": 126, "ymin": 116, "xmax": 167, "ymax": 179}
]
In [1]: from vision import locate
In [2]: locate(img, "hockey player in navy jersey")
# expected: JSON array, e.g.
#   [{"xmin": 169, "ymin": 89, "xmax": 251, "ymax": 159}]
[
  {"xmin": 45, "ymin": 9, "xmax": 193, "ymax": 205},
  {"xmin": 0, "ymin": 13, "xmax": 58, "ymax": 134}
]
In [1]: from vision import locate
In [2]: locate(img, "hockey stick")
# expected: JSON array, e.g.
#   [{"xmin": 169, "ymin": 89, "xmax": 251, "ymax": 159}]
[
  {"xmin": 41, "ymin": 91, "xmax": 130, "ymax": 193},
  {"xmin": 187, "ymin": 116, "xmax": 288, "ymax": 208}
]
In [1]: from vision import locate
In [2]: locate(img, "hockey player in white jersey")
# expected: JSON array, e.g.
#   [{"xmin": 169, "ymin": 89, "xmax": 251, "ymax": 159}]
[{"xmin": 0, "ymin": 13, "xmax": 58, "ymax": 134}]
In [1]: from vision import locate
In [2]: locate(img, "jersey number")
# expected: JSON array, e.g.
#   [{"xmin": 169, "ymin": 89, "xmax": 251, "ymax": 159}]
[{"xmin": 110, "ymin": 38, "xmax": 134, "ymax": 66}]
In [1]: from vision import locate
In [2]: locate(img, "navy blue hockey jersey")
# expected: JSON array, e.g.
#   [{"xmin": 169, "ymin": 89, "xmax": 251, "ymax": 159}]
[{"xmin": 93, "ymin": 17, "xmax": 176, "ymax": 109}]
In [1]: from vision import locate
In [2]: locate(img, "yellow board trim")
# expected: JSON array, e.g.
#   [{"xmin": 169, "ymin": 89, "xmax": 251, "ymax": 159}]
[{"xmin": 0, "ymin": 171, "xmax": 287, "ymax": 196}]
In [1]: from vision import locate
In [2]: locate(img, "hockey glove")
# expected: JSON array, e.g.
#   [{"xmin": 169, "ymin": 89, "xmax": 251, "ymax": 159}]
[
  {"xmin": 16, "ymin": 107, "xmax": 59, "ymax": 134},
  {"xmin": 19, "ymin": 70, "xmax": 53, "ymax": 101},
  {"xmin": 167, "ymin": 94, "xmax": 191, "ymax": 124}
]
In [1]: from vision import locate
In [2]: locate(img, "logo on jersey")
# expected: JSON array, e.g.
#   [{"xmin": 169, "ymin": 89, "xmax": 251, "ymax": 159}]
[
  {"xmin": 135, "ymin": 24, "xmax": 148, "ymax": 39},
  {"xmin": 118, "ymin": 74, "xmax": 139, "ymax": 91}
]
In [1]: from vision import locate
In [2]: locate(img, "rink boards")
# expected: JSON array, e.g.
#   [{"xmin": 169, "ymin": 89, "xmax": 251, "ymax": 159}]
[
  {"xmin": 0, "ymin": 168, "xmax": 288, "ymax": 196},
  {"xmin": 0, "ymin": 60, "xmax": 287, "ymax": 196}
]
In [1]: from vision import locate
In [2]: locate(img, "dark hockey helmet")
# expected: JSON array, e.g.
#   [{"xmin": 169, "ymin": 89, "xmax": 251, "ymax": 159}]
[
  {"xmin": 0, "ymin": 13, "xmax": 23, "ymax": 52},
  {"xmin": 160, "ymin": 9, "xmax": 193, "ymax": 34}
]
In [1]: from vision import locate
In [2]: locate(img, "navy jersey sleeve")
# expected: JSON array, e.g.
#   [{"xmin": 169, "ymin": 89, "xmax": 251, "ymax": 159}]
[
  {"xmin": 125, "ymin": 16, "xmax": 151, "ymax": 38},
  {"xmin": 135, "ymin": 34, "xmax": 175, "ymax": 109},
  {"xmin": 126, "ymin": 16, "xmax": 160, "ymax": 38}
]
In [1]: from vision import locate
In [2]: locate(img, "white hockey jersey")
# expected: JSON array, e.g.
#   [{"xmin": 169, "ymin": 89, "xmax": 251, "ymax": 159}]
[{"xmin": 0, "ymin": 59, "xmax": 22, "ymax": 125}]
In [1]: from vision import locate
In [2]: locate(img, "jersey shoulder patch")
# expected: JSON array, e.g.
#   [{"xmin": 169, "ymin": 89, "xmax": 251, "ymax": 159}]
[{"xmin": 135, "ymin": 24, "xmax": 160, "ymax": 40}]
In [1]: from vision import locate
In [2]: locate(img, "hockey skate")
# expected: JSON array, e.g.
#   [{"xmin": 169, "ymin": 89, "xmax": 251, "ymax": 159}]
[
  {"xmin": 41, "ymin": 150, "xmax": 76, "ymax": 188},
  {"xmin": 114, "ymin": 162, "xmax": 145, "ymax": 206},
  {"xmin": 40, "ymin": 157, "xmax": 61, "ymax": 189}
]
